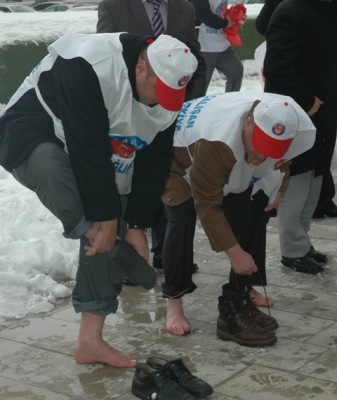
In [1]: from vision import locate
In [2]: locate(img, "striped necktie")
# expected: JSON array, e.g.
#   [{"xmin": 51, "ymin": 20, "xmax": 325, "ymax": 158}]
[{"xmin": 148, "ymin": 0, "xmax": 165, "ymax": 37}]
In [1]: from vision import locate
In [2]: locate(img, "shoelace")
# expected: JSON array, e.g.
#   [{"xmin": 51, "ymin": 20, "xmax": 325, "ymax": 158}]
[
  {"xmin": 234, "ymin": 269, "xmax": 271, "ymax": 317},
  {"xmin": 152, "ymin": 370, "xmax": 184, "ymax": 397},
  {"xmin": 166, "ymin": 362, "xmax": 193, "ymax": 386}
]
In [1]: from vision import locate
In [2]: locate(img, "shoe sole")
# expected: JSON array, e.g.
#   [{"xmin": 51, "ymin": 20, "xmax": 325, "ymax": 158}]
[
  {"xmin": 131, "ymin": 387, "xmax": 145, "ymax": 400},
  {"xmin": 281, "ymin": 260, "xmax": 324, "ymax": 274},
  {"xmin": 132, "ymin": 385, "xmax": 196, "ymax": 400},
  {"xmin": 216, "ymin": 328, "xmax": 277, "ymax": 347},
  {"xmin": 108, "ymin": 240, "xmax": 156, "ymax": 290}
]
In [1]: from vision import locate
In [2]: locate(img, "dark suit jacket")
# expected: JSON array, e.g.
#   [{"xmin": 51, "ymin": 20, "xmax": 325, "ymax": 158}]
[
  {"xmin": 97, "ymin": 0, "xmax": 207, "ymax": 101},
  {"xmin": 255, "ymin": 0, "xmax": 282, "ymax": 36},
  {"xmin": 264, "ymin": 0, "xmax": 337, "ymax": 176}
]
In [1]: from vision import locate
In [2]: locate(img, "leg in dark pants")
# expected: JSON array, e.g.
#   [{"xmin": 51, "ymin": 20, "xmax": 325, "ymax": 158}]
[
  {"xmin": 314, "ymin": 107, "xmax": 337, "ymax": 217},
  {"xmin": 221, "ymin": 187, "xmax": 270, "ymax": 293},
  {"xmin": 162, "ymin": 198, "xmax": 197, "ymax": 298},
  {"xmin": 217, "ymin": 188, "xmax": 278, "ymax": 346},
  {"xmin": 151, "ymin": 200, "xmax": 198, "ymax": 272},
  {"xmin": 162, "ymin": 198, "xmax": 197, "ymax": 335},
  {"xmin": 151, "ymin": 201, "xmax": 167, "ymax": 255}
]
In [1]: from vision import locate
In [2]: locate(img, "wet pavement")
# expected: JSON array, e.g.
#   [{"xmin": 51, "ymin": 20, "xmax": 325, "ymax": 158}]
[{"xmin": 0, "ymin": 198, "xmax": 337, "ymax": 400}]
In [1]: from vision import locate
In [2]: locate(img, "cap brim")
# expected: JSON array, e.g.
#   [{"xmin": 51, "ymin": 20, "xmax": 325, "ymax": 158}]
[
  {"xmin": 252, "ymin": 124, "xmax": 293, "ymax": 159},
  {"xmin": 156, "ymin": 77, "xmax": 186, "ymax": 112}
]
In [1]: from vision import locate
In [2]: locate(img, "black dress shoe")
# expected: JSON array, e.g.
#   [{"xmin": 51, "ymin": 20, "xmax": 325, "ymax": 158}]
[
  {"xmin": 324, "ymin": 201, "xmax": 337, "ymax": 217},
  {"xmin": 131, "ymin": 363, "xmax": 197, "ymax": 400},
  {"xmin": 153, "ymin": 252, "xmax": 199, "ymax": 273},
  {"xmin": 281, "ymin": 255, "xmax": 324, "ymax": 274},
  {"xmin": 146, "ymin": 357, "xmax": 213, "ymax": 399},
  {"xmin": 307, "ymin": 246, "xmax": 328, "ymax": 264},
  {"xmin": 313, "ymin": 201, "xmax": 337, "ymax": 218}
]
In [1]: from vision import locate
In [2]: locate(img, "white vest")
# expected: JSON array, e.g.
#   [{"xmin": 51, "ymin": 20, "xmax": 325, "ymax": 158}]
[
  {"xmin": 5, "ymin": 33, "xmax": 178, "ymax": 194},
  {"xmin": 198, "ymin": 0, "xmax": 231, "ymax": 52},
  {"xmin": 174, "ymin": 92, "xmax": 316, "ymax": 203}
]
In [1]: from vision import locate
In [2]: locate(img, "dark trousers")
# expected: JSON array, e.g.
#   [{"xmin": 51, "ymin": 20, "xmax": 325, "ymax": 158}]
[
  {"xmin": 315, "ymin": 170, "xmax": 336, "ymax": 212},
  {"xmin": 223, "ymin": 187, "xmax": 271, "ymax": 292},
  {"xmin": 150, "ymin": 201, "xmax": 168, "ymax": 254},
  {"xmin": 315, "ymin": 118, "xmax": 337, "ymax": 211},
  {"xmin": 162, "ymin": 187, "xmax": 273, "ymax": 299},
  {"xmin": 162, "ymin": 198, "xmax": 197, "ymax": 298},
  {"xmin": 312, "ymin": 105, "xmax": 337, "ymax": 212}
]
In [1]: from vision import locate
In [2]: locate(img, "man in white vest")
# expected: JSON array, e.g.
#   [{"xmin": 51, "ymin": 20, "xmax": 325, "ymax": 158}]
[
  {"xmin": 0, "ymin": 32, "xmax": 197, "ymax": 368},
  {"xmin": 161, "ymin": 91, "xmax": 316, "ymax": 346}
]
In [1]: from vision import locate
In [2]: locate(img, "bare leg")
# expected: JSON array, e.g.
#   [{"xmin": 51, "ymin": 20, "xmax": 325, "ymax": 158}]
[
  {"xmin": 74, "ymin": 312, "xmax": 137, "ymax": 368},
  {"xmin": 166, "ymin": 298, "xmax": 192, "ymax": 336},
  {"xmin": 249, "ymin": 287, "xmax": 274, "ymax": 307}
]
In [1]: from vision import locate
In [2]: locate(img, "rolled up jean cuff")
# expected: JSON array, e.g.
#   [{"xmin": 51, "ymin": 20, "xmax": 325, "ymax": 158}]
[
  {"xmin": 63, "ymin": 217, "xmax": 93, "ymax": 239},
  {"xmin": 72, "ymin": 298, "xmax": 119, "ymax": 315}
]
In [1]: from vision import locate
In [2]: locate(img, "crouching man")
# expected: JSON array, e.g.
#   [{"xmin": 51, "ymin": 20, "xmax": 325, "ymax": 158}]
[{"xmin": 161, "ymin": 91, "xmax": 315, "ymax": 346}]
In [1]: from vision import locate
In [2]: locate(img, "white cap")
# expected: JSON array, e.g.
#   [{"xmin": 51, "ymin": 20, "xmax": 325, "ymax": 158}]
[
  {"xmin": 252, "ymin": 99, "xmax": 300, "ymax": 159},
  {"xmin": 147, "ymin": 35, "xmax": 198, "ymax": 111}
]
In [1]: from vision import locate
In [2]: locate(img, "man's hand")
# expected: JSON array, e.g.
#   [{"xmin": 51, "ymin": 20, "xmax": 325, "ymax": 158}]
[
  {"xmin": 84, "ymin": 219, "xmax": 118, "ymax": 256},
  {"xmin": 125, "ymin": 228, "xmax": 149, "ymax": 261},
  {"xmin": 307, "ymin": 96, "xmax": 324, "ymax": 116},
  {"xmin": 226, "ymin": 243, "xmax": 258, "ymax": 275},
  {"xmin": 226, "ymin": 15, "xmax": 235, "ymax": 28},
  {"xmin": 264, "ymin": 191, "xmax": 282, "ymax": 212}
]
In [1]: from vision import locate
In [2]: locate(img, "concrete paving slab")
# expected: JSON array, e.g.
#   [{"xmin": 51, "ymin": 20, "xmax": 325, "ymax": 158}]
[
  {"xmin": 0, "ymin": 194, "xmax": 336, "ymax": 399},
  {"xmin": 215, "ymin": 364, "xmax": 337, "ymax": 400},
  {"xmin": 0, "ymin": 376, "xmax": 73, "ymax": 400}
]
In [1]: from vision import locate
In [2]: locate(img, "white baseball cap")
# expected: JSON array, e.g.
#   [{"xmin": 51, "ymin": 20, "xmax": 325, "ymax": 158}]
[
  {"xmin": 147, "ymin": 35, "xmax": 198, "ymax": 111},
  {"xmin": 252, "ymin": 99, "xmax": 300, "ymax": 159}
]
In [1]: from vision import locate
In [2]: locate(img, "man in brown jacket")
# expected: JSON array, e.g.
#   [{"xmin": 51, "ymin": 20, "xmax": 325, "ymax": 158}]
[{"xmin": 161, "ymin": 91, "xmax": 316, "ymax": 347}]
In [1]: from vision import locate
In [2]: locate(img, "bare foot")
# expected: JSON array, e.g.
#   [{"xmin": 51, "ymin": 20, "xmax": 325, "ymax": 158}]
[
  {"xmin": 166, "ymin": 298, "xmax": 192, "ymax": 336},
  {"xmin": 74, "ymin": 338, "xmax": 137, "ymax": 368},
  {"xmin": 250, "ymin": 287, "xmax": 274, "ymax": 307}
]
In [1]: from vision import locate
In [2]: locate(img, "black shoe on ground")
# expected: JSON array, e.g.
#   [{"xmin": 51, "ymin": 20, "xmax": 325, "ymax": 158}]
[
  {"xmin": 131, "ymin": 363, "xmax": 197, "ymax": 400},
  {"xmin": 307, "ymin": 246, "xmax": 328, "ymax": 264},
  {"xmin": 146, "ymin": 357, "xmax": 213, "ymax": 399},
  {"xmin": 217, "ymin": 296, "xmax": 277, "ymax": 347},
  {"xmin": 324, "ymin": 201, "xmax": 337, "ymax": 217},
  {"xmin": 281, "ymin": 255, "xmax": 324, "ymax": 274},
  {"xmin": 108, "ymin": 239, "xmax": 156, "ymax": 290},
  {"xmin": 313, "ymin": 201, "xmax": 337, "ymax": 218},
  {"xmin": 153, "ymin": 252, "xmax": 199, "ymax": 273}
]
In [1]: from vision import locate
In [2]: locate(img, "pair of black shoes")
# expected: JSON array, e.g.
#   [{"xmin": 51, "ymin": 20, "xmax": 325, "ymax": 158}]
[
  {"xmin": 281, "ymin": 246, "xmax": 328, "ymax": 274},
  {"xmin": 132, "ymin": 357, "xmax": 213, "ymax": 399}
]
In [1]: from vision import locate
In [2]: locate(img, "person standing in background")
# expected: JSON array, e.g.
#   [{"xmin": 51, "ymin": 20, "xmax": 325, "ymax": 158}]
[
  {"xmin": 191, "ymin": 0, "xmax": 244, "ymax": 92},
  {"xmin": 255, "ymin": 0, "xmax": 337, "ymax": 221},
  {"xmin": 255, "ymin": 0, "xmax": 282, "ymax": 36},
  {"xmin": 263, "ymin": 0, "xmax": 337, "ymax": 273}
]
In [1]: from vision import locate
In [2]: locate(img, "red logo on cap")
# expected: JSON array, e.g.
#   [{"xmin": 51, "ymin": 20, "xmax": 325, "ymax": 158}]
[
  {"xmin": 178, "ymin": 76, "xmax": 190, "ymax": 87},
  {"xmin": 272, "ymin": 123, "xmax": 286, "ymax": 136}
]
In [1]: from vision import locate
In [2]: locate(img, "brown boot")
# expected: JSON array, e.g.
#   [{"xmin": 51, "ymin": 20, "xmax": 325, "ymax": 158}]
[
  {"xmin": 217, "ymin": 297, "xmax": 277, "ymax": 347},
  {"xmin": 245, "ymin": 296, "xmax": 278, "ymax": 331}
]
